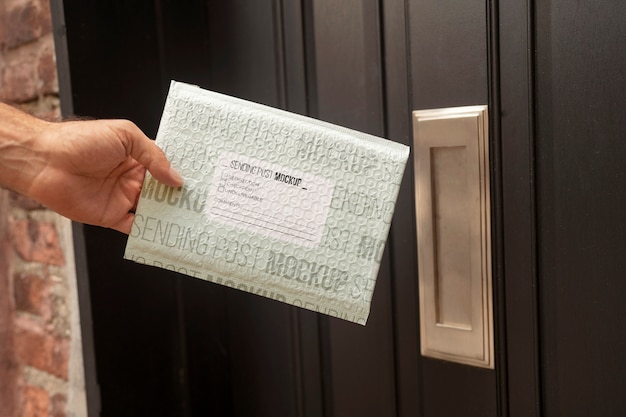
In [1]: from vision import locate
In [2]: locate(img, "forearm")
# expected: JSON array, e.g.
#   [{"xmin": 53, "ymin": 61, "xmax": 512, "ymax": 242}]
[{"xmin": 0, "ymin": 103, "xmax": 50, "ymax": 197}]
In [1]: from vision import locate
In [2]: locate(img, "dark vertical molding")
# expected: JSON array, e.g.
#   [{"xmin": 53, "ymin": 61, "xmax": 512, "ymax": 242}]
[
  {"xmin": 318, "ymin": 317, "xmax": 334, "ymax": 417},
  {"xmin": 363, "ymin": 0, "xmax": 386, "ymax": 136},
  {"xmin": 272, "ymin": 0, "xmax": 288, "ymax": 110},
  {"xmin": 301, "ymin": 0, "xmax": 318, "ymax": 118},
  {"xmin": 174, "ymin": 277, "xmax": 191, "ymax": 417},
  {"xmin": 533, "ymin": 2, "xmax": 551, "ymax": 416},
  {"xmin": 527, "ymin": 0, "xmax": 548, "ymax": 416},
  {"xmin": 289, "ymin": 311, "xmax": 305, "ymax": 417},
  {"xmin": 152, "ymin": 0, "xmax": 170, "ymax": 97},
  {"xmin": 295, "ymin": 312, "xmax": 325, "ymax": 417},
  {"xmin": 50, "ymin": 2, "xmax": 101, "ymax": 416},
  {"xmin": 526, "ymin": 2, "xmax": 542, "ymax": 415},
  {"xmin": 280, "ymin": 0, "xmax": 307, "ymax": 115},
  {"xmin": 499, "ymin": 0, "xmax": 542, "ymax": 414},
  {"xmin": 380, "ymin": 0, "xmax": 421, "ymax": 416},
  {"xmin": 486, "ymin": 0, "xmax": 510, "ymax": 416}
]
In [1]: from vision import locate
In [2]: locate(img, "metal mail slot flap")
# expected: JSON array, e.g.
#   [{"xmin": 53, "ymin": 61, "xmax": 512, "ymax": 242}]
[{"xmin": 413, "ymin": 105, "xmax": 493, "ymax": 369}]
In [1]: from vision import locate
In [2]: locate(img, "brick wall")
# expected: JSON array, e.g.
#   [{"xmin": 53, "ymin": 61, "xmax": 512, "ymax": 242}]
[
  {"xmin": 0, "ymin": 1, "xmax": 85, "ymax": 416},
  {"xmin": 0, "ymin": 0, "xmax": 59, "ymax": 117}
]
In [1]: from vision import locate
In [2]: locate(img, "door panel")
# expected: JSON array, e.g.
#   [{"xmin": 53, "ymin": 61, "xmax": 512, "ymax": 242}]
[
  {"xmin": 536, "ymin": 2, "xmax": 626, "ymax": 416},
  {"xmin": 408, "ymin": 0, "xmax": 489, "ymax": 108}
]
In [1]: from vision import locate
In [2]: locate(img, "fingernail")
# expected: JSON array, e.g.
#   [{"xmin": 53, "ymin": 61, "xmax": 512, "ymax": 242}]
[{"xmin": 169, "ymin": 165, "xmax": 184, "ymax": 186}]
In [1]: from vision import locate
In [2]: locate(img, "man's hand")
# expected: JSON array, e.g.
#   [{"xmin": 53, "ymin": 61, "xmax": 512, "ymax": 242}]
[{"xmin": 0, "ymin": 103, "xmax": 183, "ymax": 234}]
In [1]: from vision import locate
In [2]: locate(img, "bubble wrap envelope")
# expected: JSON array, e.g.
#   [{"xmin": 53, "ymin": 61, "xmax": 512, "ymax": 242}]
[{"xmin": 124, "ymin": 81, "xmax": 409, "ymax": 325}]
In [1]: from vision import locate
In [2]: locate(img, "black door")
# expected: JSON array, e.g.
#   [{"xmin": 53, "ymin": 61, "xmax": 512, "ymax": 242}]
[{"xmin": 53, "ymin": 0, "xmax": 626, "ymax": 416}]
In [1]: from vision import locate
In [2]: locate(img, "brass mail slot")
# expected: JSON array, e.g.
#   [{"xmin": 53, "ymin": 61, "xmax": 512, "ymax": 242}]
[{"xmin": 412, "ymin": 105, "xmax": 493, "ymax": 369}]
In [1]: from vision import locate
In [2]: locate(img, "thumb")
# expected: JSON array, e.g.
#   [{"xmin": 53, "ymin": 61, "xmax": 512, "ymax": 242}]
[{"xmin": 116, "ymin": 120, "xmax": 184, "ymax": 187}]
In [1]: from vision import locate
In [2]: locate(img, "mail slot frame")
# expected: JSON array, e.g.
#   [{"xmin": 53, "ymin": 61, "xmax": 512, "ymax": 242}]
[{"xmin": 412, "ymin": 105, "xmax": 494, "ymax": 369}]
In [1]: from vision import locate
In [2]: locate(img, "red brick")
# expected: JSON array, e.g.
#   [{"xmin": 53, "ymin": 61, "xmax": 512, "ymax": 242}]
[
  {"xmin": 0, "ymin": 0, "xmax": 43, "ymax": 49},
  {"xmin": 21, "ymin": 385, "xmax": 49, "ymax": 417},
  {"xmin": 10, "ymin": 220, "xmax": 65, "ymax": 266},
  {"xmin": 0, "ymin": 0, "xmax": 53, "ymax": 48},
  {"xmin": 0, "ymin": 2, "xmax": 5, "ymax": 42},
  {"xmin": 14, "ymin": 328, "xmax": 69, "ymax": 380},
  {"xmin": 51, "ymin": 393, "xmax": 67, "ymax": 417},
  {"xmin": 38, "ymin": 0, "xmax": 52, "ymax": 35},
  {"xmin": 0, "ymin": 314, "xmax": 19, "ymax": 417},
  {"xmin": 0, "ymin": 52, "xmax": 38, "ymax": 103},
  {"xmin": 0, "ymin": 201, "xmax": 20, "ymax": 417},
  {"xmin": 13, "ymin": 272, "xmax": 48, "ymax": 315},
  {"xmin": 38, "ymin": 41, "xmax": 58, "ymax": 95},
  {"xmin": 0, "ymin": 333, "xmax": 19, "ymax": 417}
]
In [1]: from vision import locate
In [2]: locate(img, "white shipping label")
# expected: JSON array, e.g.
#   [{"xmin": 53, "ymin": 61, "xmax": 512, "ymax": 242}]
[{"xmin": 206, "ymin": 152, "xmax": 335, "ymax": 248}]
